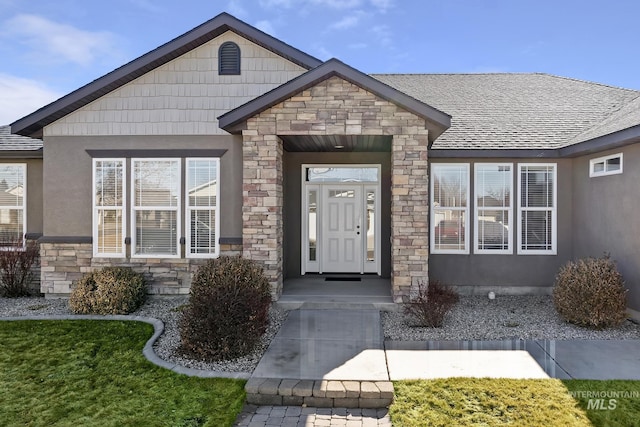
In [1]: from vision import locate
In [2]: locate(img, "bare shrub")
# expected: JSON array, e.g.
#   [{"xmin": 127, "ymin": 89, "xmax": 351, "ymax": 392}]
[
  {"xmin": 404, "ymin": 280, "xmax": 459, "ymax": 327},
  {"xmin": 0, "ymin": 238, "xmax": 39, "ymax": 298}
]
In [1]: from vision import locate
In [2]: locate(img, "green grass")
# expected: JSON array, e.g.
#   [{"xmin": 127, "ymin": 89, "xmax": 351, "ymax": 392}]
[
  {"xmin": 390, "ymin": 378, "xmax": 592, "ymax": 427},
  {"xmin": 0, "ymin": 320, "xmax": 246, "ymax": 427},
  {"xmin": 564, "ymin": 380, "xmax": 640, "ymax": 427}
]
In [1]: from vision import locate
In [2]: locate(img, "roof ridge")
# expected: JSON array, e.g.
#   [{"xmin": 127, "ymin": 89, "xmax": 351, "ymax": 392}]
[
  {"xmin": 543, "ymin": 73, "xmax": 640, "ymax": 94},
  {"xmin": 369, "ymin": 72, "xmax": 543, "ymax": 77}
]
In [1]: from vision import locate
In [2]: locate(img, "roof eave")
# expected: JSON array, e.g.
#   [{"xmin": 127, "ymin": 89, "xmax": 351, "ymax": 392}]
[
  {"xmin": 10, "ymin": 12, "xmax": 322, "ymax": 137},
  {"xmin": 218, "ymin": 58, "xmax": 451, "ymax": 140},
  {"xmin": 559, "ymin": 124, "xmax": 640, "ymax": 157}
]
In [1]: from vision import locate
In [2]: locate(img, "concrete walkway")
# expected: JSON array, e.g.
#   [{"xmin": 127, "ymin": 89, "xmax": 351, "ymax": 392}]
[{"xmin": 236, "ymin": 308, "xmax": 640, "ymax": 426}]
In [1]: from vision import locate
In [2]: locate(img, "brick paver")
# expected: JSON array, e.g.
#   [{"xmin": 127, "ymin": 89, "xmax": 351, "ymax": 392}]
[{"xmin": 234, "ymin": 405, "xmax": 392, "ymax": 426}]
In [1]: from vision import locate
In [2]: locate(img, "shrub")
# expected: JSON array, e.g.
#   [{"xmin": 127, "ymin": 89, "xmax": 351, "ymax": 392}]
[
  {"xmin": 179, "ymin": 256, "xmax": 272, "ymax": 361},
  {"xmin": 69, "ymin": 267, "xmax": 147, "ymax": 314},
  {"xmin": 553, "ymin": 255, "xmax": 628, "ymax": 329},
  {"xmin": 404, "ymin": 280, "xmax": 459, "ymax": 327},
  {"xmin": 0, "ymin": 238, "xmax": 40, "ymax": 298}
]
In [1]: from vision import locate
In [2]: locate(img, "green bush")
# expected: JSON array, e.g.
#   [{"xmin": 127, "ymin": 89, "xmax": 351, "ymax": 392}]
[
  {"xmin": 404, "ymin": 280, "xmax": 459, "ymax": 327},
  {"xmin": 69, "ymin": 267, "xmax": 147, "ymax": 314},
  {"xmin": 179, "ymin": 256, "xmax": 272, "ymax": 361},
  {"xmin": 0, "ymin": 238, "xmax": 39, "ymax": 298},
  {"xmin": 553, "ymin": 255, "xmax": 628, "ymax": 328}
]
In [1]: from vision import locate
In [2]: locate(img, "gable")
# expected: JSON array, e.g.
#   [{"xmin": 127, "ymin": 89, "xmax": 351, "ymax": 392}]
[{"xmin": 44, "ymin": 32, "xmax": 307, "ymax": 137}]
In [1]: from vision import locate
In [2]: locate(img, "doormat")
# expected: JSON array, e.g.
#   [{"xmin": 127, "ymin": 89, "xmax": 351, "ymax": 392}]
[{"xmin": 325, "ymin": 277, "xmax": 362, "ymax": 282}]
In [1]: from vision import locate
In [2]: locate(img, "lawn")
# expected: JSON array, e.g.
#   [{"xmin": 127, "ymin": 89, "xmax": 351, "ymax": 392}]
[
  {"xmin": 0, "ymin": 320, "xmax": 246, "ymax": 427},
  {"xmin": 391, "ymin": 378, "xmax": 640, "ymax": 427}
]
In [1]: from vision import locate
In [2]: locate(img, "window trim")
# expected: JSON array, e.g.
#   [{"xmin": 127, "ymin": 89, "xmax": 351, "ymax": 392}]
[
  {"xmin": 474, "ymin": 163, "xmax": 513, "ymax": 255},
  {"xmin": 0, "ymin": 163, "xmax": 27, "ymax": 248},
  {"xmin": 92, "ymin": 158, "xmax": 126, "ymax": 257},
  {"xmin": 218, "ymin": 41, "xmax": 241, "ymax": 75},
  {"xmin": 589, "ymin": 153, "xmax": 623, "ymax": 177},
  {"xmin": 517, "ymin": 163, "xmax": 557, "ymax": 255},
  {"xmin": 131, "ymin": 158, "xmax": 181, "ymax": 259},
  {"xmin": 430, "ymin": 163, "xmax": 470, "ymax": 255},
  {"xmin": 185, "ymin": 158, "xmax": 220, "ymax": 259}
]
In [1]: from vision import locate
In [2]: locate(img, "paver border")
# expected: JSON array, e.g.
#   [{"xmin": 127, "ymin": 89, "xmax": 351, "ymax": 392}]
[{"xmin": 0, "ymin": 315, "xmax": 250, "ymax": 379}]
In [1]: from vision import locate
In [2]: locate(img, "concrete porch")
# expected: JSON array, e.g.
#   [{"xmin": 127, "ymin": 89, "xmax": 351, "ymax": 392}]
[{"xmin": 277, "ymin": 275, "xmax": 397, "ymax": 311}]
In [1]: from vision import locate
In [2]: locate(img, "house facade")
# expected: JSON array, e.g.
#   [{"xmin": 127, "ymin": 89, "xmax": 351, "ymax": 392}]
[{"xmin": 6, "ymin": 13, "xmax": 640, "ymax": 317}]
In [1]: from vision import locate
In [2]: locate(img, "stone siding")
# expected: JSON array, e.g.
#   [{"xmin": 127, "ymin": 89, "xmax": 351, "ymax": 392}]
[
  {"xmin": 40, "ymin": 242, "xmax": 242, "ymax": 295},
  {"xmin": 242, "ymin": 76, "xmax": 429, "ymax": 302}
]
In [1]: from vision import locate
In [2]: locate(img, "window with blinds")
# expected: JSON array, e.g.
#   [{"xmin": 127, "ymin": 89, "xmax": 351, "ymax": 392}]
[
  {"xmin": 93, "ymin": 159, "xmax": 125, "ymax": 256},
  {"xmin": 475, "ymin": 164, "xmax": 512, "ymax": 253},
  {"xmin": 218, "ymin": 41, "xmax": 241, "ymax": 75},
  {"xmin": 186, "ymin": 158, "xmax": 219, "ymax": 257},
  {"xmin": 0, "ymin": 164, "xmax": 26, "ymax": 247},
  {"xmin": 518, "ymin": 164, "xmax": 557, "ymax": 254},
  {"xmin": 431, "ymin": 164, "xmax": 469, "ymax": 253},
  {"xmin": 132, "ymin": 159, "xmax": 180, "ymax": 257}
]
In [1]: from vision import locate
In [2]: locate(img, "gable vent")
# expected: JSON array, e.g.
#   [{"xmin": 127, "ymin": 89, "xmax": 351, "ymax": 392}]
[{"xmin": 218, "ymin": 42, "xmax": 241, "ymax": 75}]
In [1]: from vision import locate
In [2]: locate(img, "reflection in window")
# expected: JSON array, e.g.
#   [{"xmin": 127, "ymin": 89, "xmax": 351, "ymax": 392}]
[
  {"xmin": 0, "ymin": 164, "xmax": 25, "ymax": 247},
  {"xmin": 432, "ymin": 164, "xmax": 469, "ymax": 253},
  {"xmin": 308, "ymin": 167, "xmax": 378, "ymax": 182},
  {"xmin": 590, "ymin": 153, "xmax": 623, "ymax": 177},
  {"xmin": 186, "ymin": 158, "xmax": 219, "ymax": 257},
  {"xmin": 366, "ymin": 190, "xmax": 375, "ymax": 262},
  {"xmin": 94, "ymin": 160, "xmax": 124, "ymax": 256},
  {"xmin": 329, "ymin": 190, "xmax": 355, "ymax": 198},
  {"xmin": 476, "ymin": 164, "xmax": 511, "ymax": 252},
  {"xmin": 308, "ymin": 190, "xmax": 317, "ymax": 262}
]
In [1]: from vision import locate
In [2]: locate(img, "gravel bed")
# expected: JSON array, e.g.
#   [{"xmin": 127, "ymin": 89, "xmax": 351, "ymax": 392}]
[
  {"xmin": 383, "ymin": 295, "xmax": 640, "ymax": 341},
  {"xmin": 0, "ymin": 296, "xmax": 287, "ymax": 374}
]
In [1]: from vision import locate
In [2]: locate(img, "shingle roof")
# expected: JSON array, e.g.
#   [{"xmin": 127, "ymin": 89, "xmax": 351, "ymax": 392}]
[
  {"xmin": 372, "ymin": 73, "xmax": 640, "ymax": 150},
  {"xmin": 0, "ymin": 125, "xmax": 43, "ymax": 151}
]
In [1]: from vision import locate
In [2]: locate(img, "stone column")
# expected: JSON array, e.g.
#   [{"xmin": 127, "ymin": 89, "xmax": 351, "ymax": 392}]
[
  {"xmin": 391, "ymin": 130, "xmax": 430, "ymax": 302},
  {"xmin": 242, "ymin": 122, "xmax": 284, "ymax": 298}
]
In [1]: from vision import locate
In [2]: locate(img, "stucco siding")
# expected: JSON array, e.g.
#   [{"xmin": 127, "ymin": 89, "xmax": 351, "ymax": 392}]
[
  {"xmin": 429, "ymin": 158, "xmax": 573, "ymax": 291},
  {"xmin": 43, "ymin": 31, "xmax": 306, "ymax": 137},
  {"xmin": 42, "ymin": 135, "xmax": 242, "ymax": 239},
  {"xmin": 572, "ymin": 144, "xmax": 640, "ymax": 311}
]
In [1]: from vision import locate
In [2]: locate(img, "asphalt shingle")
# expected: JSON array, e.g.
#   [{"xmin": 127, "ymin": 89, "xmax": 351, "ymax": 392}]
[{"xmin": 0, "ymin": 125, "xmax": 43, "ymax": 151}]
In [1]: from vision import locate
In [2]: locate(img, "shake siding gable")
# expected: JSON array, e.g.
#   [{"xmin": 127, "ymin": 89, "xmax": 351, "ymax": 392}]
[{"xmin": 44, "ymin": 31, "xmax": 307, "ymax": 137}]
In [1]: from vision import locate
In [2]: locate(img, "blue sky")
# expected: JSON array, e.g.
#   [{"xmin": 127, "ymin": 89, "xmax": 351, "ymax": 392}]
[{"xmin": 1, "ymin": 0, "xmax": 639, "ymax": 124}]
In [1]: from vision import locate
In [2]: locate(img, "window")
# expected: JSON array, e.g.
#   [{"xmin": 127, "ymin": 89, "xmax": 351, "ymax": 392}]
[
  {"xmin": 590, "ymin": 153, "xmax": 623, "ymax": 177},
  {"xmin": 218, "ymin": 41, "xmax": 240, "ymax": 75},
  {"xmin": 186, "ymin": 158, "xmax": 220, "ymax": 257},
  {"xmin": 475, "ymin": 164, "xmax": 512, "ymax": 253},
  {"xmin": 431, "ymin": 164, "xmax": 469, "ymax": 253},
  {"xmin": 132, "ymin": 159, "xmax": 181, "ymax": 257},
  {"xmin": 0, "ymin": 164, "xmax": 26, "ymax": 247},
  {"xmin": 93, "ymin": 159, "xmax": 125, "ymax": 256},
  {"xmin": 518, "ymin": 164, "xmax": 557, "ymax": 254}
]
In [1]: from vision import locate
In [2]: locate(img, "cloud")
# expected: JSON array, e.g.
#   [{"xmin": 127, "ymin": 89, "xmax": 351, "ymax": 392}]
[
  {"xmin": 313, "ymin": 45, "xmax": 333, "ymax": 60},
  {"xmin": 371, "ymin": 24, "xmax": 393, "ymax": 47},
  {"xmin": 348, "ymin": 42, "xmax": 368, "ymax": 49},
  {"xmin": 128, "ymin": 0, "xmax": 165, "ymax": 13},
  {"xmin": 329, "ymin": 15, "xmax": 361, "ymax": 30},
  {"xmin": 370, "ymin": 0, "xmax": 393, "ymax": 12},
  {"xmin": 0, "ymin": 74, "xmax": 61, "ymax": 124},
  {"xmin": 227, "ymin": 0, "xmax": 249, "ymax": 18},
  {"xmin": 311, "ymin": 0, "xmax": 362, "ymax": 9},
  {"xmin": 2, "ymin": 14, "xmax": 120, "ymax": 67},
  {"xmin": 259, "ymin": 0, "xmax": 296, "ymax": 8},
  {"xmin": 255, "ymin": 19, "xmax": 277, "ymax": 36}
]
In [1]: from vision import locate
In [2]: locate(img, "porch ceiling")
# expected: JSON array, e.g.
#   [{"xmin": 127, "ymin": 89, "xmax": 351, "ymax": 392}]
[{"xmin": 281, "ymin": 134, "xmax": 392, "ymax": 152}]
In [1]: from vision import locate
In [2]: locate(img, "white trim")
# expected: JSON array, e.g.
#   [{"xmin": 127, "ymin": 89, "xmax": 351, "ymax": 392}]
[
  {"xmin": 474, "ymin": 163, "xmax": 513, "ymax": 255},
  {"xmin": 185, "ymin": 157, "xmax": 220, "ymax": 259},
  {"xmin": 517, "ymin": 163, "xmax": 557, "ymax": 255},
  {"xmin": 301, "ymin": 164, "xmax": 381, "ymax": 275},
  {"xmin": 430, "ymin": 163, "xmax": 470, "ymax": 254},
  {"xmin": 589, "ymin": 152, "xmax": 623, "ymax": 177},
  {"xmin": 0, "ymin": 163, "xmax": 27, "ymax": 248},
  {"xmin": 92, "ymin": 158, "xmax": 126, "ymax": 257},
  {"xmin": 131, "ymin": 158, "xmax": 181, "ymax": 258}
]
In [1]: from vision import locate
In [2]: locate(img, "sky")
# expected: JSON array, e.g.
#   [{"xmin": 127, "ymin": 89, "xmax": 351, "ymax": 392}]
[{"xmin": 1, "ymin": 0, "xmax": 639, "ymax": 125}]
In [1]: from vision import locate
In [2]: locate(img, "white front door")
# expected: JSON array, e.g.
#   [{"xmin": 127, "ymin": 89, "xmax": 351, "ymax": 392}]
[{"xmin": 321, "ymin": 186, "xmax": 362, "ymax": 273}]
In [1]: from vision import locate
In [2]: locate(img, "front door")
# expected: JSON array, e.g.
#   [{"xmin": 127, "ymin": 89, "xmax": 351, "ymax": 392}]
[
  {"xmin": 322, "ymin": 186, "xmax": 362, "ymax": 273},
  {"xmin": 302, "ymin": 165, "xmax": 381, "ymax": 275}
]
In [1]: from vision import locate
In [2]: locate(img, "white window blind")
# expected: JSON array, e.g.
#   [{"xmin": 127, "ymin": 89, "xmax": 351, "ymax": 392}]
[
  {"xmin": 186, "ymin": 158, "xmax": 219, "ymax": 257},
  {"xmin": 0, "ymin": 164, "xmax": 26, "ymax": 247},
  {"xmin": 431, "ymin": 164, "xmax": 469, "ymax": 253},
  {"xmin": 475, "ymin": 164, "xmax": 512, "ymax": 253},
  {"xmin": 93, "ymin": 159, "xmax": 125, "ymax": 256},
  {"xmin": 132, "ymin": 159, "xmax": 180, "ymax": 257},
  {"xmin": 518, "ymin": 164, "xmax": 557, "ymax": 254}
]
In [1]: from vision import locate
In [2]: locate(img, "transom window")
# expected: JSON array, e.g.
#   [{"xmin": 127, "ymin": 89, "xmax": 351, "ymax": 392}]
[
  {"xmin": 518, "ymin": 164, "xmax": 557, "ymax": 254},
  {"xmin": 92, "ymin": 158, "xmax": 220, "ymax": 258},
  {"xmin": 475, "ymin": 164, "xmax": 512, "ymax": 253},
  {"xmin": 431, "ymin": 164, "xmax": 469, "ymax": 254},
  {"xmin": 0, "ymin": 164, "xmax": 26, "ymax": 247},
  {"xmin": 590, "ymin": 153, "xmax": 623, "ymax": 177}
]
